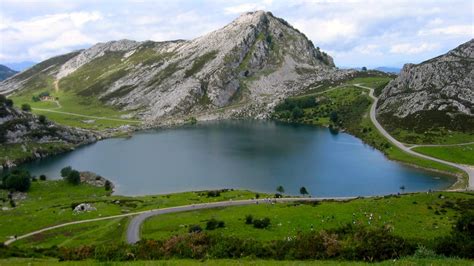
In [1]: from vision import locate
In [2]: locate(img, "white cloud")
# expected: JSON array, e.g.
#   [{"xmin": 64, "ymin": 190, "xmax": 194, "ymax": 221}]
[
  {"xmin": 224, "ymin": 3, "xmax": 267, "ymax": 14},
  {"xmin": 0, "ymin": 0, "xmax": 472, "ymax": 67},
  {"xmin": 418, "ymin": 25, "xmax": 473, "ymax": 36},
  {"xmin": 390, "ymin": 43, "xmax": 440, "ymax": 54},
  {"xmin": 293, "ymin": 18, "xmax": 359, "ymax": 44}
]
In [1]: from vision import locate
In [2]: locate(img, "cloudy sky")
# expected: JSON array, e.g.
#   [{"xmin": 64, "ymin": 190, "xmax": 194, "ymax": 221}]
[{"xmin": 0, "ymin": 0, "xmax": 472, "ymax": 68}]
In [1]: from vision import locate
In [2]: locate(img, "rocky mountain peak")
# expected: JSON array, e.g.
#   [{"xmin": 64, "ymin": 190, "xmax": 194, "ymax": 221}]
[
  {"xmin": 377, "ymin": 39, "xmax": 474, "ymax": 132},
  {"xmin": 0, "ymin": 11, "xmax": 345, "ymax": 123}
]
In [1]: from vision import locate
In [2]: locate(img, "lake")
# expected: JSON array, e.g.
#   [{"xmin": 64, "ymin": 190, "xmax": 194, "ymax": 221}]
[{"xmin": 24, "ymin": 120, "xmax": 453, "ymax": 196}]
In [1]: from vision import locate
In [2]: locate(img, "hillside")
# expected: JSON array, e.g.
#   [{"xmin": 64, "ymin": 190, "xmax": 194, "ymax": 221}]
[
  {"xmin": 0, "ymin": 96, "xmax": 99, "ymax": 168},
  {"xmin": 0, "ymin": 11, "xmax": 349, "ymax": 123},
  {"xmin": 377, "ymin": 39, "xmax": 474, "ymax": 136},
  {"xmin": 0, "ymin": 65, "xmax": 18, "ymax": 81}
]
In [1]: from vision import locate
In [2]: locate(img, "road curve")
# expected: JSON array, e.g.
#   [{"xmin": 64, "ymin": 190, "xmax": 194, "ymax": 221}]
[
  {"xmin": 354, "ymin": 84, "xmax": 473, "ymax": 189},
  {"xmin": 126, "ymin": 197, "xmax": 355, "ymax": 244},
  {"xmin": 3, "ymin": 197, "xmax": 355, "ymax": 246}
]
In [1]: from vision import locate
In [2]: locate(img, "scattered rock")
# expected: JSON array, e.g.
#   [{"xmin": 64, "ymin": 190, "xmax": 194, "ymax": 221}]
[{"xmin": 73, "ymin": 203, "xmax": 97, "ymax": 213}]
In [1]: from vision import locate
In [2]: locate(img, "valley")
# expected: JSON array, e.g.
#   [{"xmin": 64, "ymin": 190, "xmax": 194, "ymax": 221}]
[{"xmin": 0, "ymin": 6, "xmax": 472, "ymax": 265}]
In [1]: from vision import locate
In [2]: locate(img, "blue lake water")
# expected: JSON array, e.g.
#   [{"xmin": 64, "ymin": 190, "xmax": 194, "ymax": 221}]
[{"xmin": 23, "ymin": 120, "xmax": 453, "ymax": 196}]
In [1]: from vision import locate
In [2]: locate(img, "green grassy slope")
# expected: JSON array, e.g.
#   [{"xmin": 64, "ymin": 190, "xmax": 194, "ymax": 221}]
[
  {"xmin": 413, "ymin": 145, "xmax": 474, "ymax": 165},
  {"xmin": 0, "ymin": 180, "xmax": 269, "ymax": 244},
  {"xmin": 141, "ymin": 192, "xmax": 473, "ymax": 242},
  {"xmin": 272, "ymin": 78, "xmax": 467, "ymax": 188}
]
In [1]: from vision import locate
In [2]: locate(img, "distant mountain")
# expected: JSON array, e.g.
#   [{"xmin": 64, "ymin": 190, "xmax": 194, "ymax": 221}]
[
  {"xmin": 377, "ymin": 39, "xmax": 474, "ymax": 133},
  {"xmin": 0, "ymin": 11, "xmax": 351, "ymax": 122},
  {"xmin": 3, "ymin": 61, "xmax": 37, "ymax": 71},
  {"xmin": 0, "ymin": 65, "xmax": 18, "ymax": 81},
  {"xmin": 374, "ymin": 67, "xmax": 401, "ymax": 74}
]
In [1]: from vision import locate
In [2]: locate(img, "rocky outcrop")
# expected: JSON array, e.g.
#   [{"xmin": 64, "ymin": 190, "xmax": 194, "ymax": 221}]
[
  {"xmin": 0, "ymin": 98, "xmax": 100, "ymax": 168},
  {"xmin": 377, "ymin": 39, "xmax": 474, "ymax": 132},
  {"xmin": 0, "ymin": 101, "xmax": 98, "ymax": 144},
  {"xmin": 0, "ymin": 11, "xmax": 350, "ymax": 123},
  {"xmin": 80, "ymin": 171, "xmax": 114, "ymax": 190}
]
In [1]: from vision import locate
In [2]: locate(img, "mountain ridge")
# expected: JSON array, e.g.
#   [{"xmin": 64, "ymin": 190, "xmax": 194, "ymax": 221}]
[
  {"xmin": 0, "ymin": 11, "xmax": 350, "ymax": 122},
  {"xmin": 377, "ymin": 39, "xmax": 474, "ymax": 133},
  {"xmin": 0, "ymin": 65, "xmax": 18, "ymax": 81}
]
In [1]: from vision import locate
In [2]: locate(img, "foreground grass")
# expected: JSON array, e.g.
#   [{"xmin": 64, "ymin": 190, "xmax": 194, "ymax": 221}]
[
  {"xmin": 0, "ymin": 180, "xmax": 269, "ymax": 243},
  {"xmin": 141, "ymin": 192, "xmax": 473, "ymax": 242},
  {"xmin": 413, "ymin": 144, "xmax": 474, "ymax": 166},
  {"xmin": 0, "ymin": 257, "xmax": 472, "ymax": 266}
]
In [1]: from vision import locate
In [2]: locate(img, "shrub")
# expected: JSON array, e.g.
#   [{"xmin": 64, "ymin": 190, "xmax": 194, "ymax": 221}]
[
  {"xmin": 435, "ymin": 211, "xmax": 474, "ymax": 258},
  {"xmin": 39, "ymin": 174, "xmax": 47, "ymax": 181},
  {"xmin": 188, "ymin": 225, "xmax": 202, "ymax": 233},
  {"xmin": 60, "ymin": 166, "xmax": 72, "ymax": 178},
  {"xmin": 21, "ymin": 104, "xmax": 31, "ymax": 112},
  {"xmin": 38, "ymin": 115, "xmax": 47, "ymax": 124},
  {"xmin": 105, "ymin": 180, "xmax": 112, "ymax": 191},
  {"xmin": 245, "ymin": 215, "xmax": 253, "ymax": 224},
  {"xmin": 1, "ymin": 168, "xmax": 31, "ymax": 192},
  {"xmin": 291, "ymin": 106, "xmax": 304, "ymax": 120},
  {"xmin": 65, "ymin": 170, "xmax": 81, "ymax": 185},
  {"xmin": 207, "ymin": 190, "xmax": 220, "ymax": 197},
  {"xmin": 206, "ymin": 218, "xmax": 225, "ymax": 230},
  {"xmin": 253, "ymin": 217, "xmax": 271, "ymax": 229}
]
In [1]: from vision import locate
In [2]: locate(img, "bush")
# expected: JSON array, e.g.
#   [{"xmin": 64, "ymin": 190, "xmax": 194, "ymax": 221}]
[
  {"xmin": 39, "ymin": 175, "xmax": 47, "ymax": 181},
  {"xmin": 65, "ymin": 170, "xmax": 81, "ymax": 185},
  {"xmin": 60, "ymin": 166, "xmax": 72, "ymax": 178},
  {"xmin": 188, "ymin": 225, "xmax": 202, "ymax": 233},
  {"xmin": 245, "ymin": 215, "xmax": 253, "ymax": 224},
  {"xmin": 340, "ymin": 225, "xmax": 414, "ymax": 261},
  {"xmin": 206, "ymin": 218, "xmax": 225, "ymax": 230},
  {"xmin": 105, "ymin": 180, "xmax": 112, "ymax": 191},
  {"xmin": 1, "ymin": 168, "xmax": 31, "ymax": 192},
  {"xmin": 38, "ymin": 115, "xmax": 47, "ymax": 124},
  {"xmin": 253, "ymin": 217, "xmax": 271, "ymax": 229},
  {"xmin": 291, "ymin": 106, "xmax": 304, "ymax": 120},
  {"xmin": 435, "ymin": 211, "xmax": 474, "ymax": 258},
  {"xmin": 21, "ymin": 104, "xmax": 31, "ymax": 112},
  {"xmin": 207, "ymin": 190, "xmax": 220, "ymax": 197}
]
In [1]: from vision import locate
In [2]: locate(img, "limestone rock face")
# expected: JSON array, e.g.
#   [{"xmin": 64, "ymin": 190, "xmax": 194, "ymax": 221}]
[
  {"xmin": 0, "ymin": 11, "xmax": 349, "ymax": 122},
  {"xmin": 377, "ymin": 39, "xmax": 474, "ymax": 131},
  {"xmin": 0, "ymin": 101, "xmax": 98, "ymax": 145}
]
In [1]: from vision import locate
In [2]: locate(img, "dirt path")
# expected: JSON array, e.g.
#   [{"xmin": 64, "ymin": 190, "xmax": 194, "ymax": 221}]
[
  {"xmin": 32, "ymin": 107, "xmax": 141, "ymax": 123},
  {"xmin": 408, "ymin": 142, "xmax": 474, "ymax": 150},
  {"xmin": 354, "ymin": 84, "xmax": 473, "ymax": 189}
]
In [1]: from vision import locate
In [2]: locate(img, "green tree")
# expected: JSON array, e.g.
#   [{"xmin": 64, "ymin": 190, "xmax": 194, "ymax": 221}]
[
  {"xmin": 300, "ymin": 186, "xmax": 309, "ymax": 196},
  {"xmin": 39, "ymin": 174, "xmax": 47, "ymax": 181},
  {"xmin": 21, "ymin": 104, "xmax": 31, "ymax": 112},
  {"xmin": 60, "ymin": 166, "xmax": 72, "ymax": 178},
  {"xmin": 276, "ymin": 185, "xmax": 285, "ymax": 194},
  {"xmin": 38, "ymin": 115, "xmax": 47, "ymax": 124},
  {"xmin": 65, "ymin": 170, "xmax": 81, "ymax": 185},
  {"xmin": 5, "ymin": 99, "xmax": 13, "ymax": 107},
  {"xmin": 330, "ymin": 111, "xmax": 338, "ymax": 123},
  {"xmin": 361, "ymin": 66, "xmax": 367, "ymax": 71},
  {"xmin": 105, "ymin": 180, "xmax": 112, "ymax": 191},
  {"xmin": 2, "ymin": 168, "xmax": 31, "ymax": 192},
  {"xmin": 291, "ymin": 106, "xmax": 304, "ymax": 120}
]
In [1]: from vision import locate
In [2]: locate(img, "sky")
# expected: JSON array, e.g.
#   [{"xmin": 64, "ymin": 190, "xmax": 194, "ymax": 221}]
[{"xmin": 0, "ymin": 0, "xmax": 472, "ymax": 68}]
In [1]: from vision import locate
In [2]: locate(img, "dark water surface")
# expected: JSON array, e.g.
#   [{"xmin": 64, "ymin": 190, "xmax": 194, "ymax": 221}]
[{"xmin": 24, "ymin": 121, "xmax": 453, "ymax": 196}]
